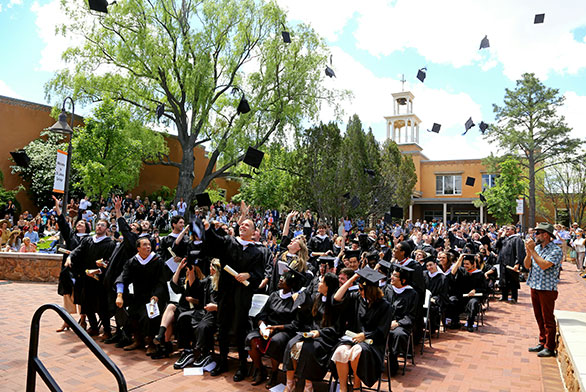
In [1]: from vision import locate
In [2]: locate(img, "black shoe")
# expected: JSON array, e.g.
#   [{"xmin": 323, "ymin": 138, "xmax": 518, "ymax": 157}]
[
  {"xmin": 174, "ymin": 349, "xmax": 195, "ymax": 369},
  {"xmin": 153, "ymin": 333, "xmax": 164, "ymax": 346},
  {"xmin": 265, "ymin": 371, "xmax": 279, "ymax": 389},
  {"xmin": 467, "ymin": 326, "xmax": 475, "ymax": 332},
  {"xmin": 115, "ymin": 336, "xmax": 133, "ymax": 348},
  {"xmin": 510, "ymin": 299, "xmax": 518, "ymax": 304},
  {"xmin": 151, "ymin": 343, "xmax": 171, "ymax": 359},
  {"xmin": 528, "ymin": 344, "xmax": 544, "ymax": 353},
  {"xmin": 104, "ymin": 333, "xmax": 122, "ymax": 344},
  {"xmin": 210, "ymin": 362, "xmax": 228, "ymax": 377},
  {"xmin": 233, "ymin": 366, "xmax": 248, "ymax": 382},
  {"xmin": 251, "ymin": 367, "xmax": 267, "ymax": 386},
  {"xmin": 537, "ymin": 348, "xmax": 555, "ymax": 357},
  {"xmin": 194, "ymin": 354, "xmax": 211, "ymax": 368}
]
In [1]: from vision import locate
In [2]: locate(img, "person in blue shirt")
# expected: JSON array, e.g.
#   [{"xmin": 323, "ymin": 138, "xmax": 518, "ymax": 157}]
[{"xmin": 24, "ymin": 224, "xmax": 39, "ymax": 244}]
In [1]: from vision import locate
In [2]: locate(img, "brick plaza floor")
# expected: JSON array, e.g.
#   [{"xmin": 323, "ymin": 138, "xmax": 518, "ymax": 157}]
[{"xmin": 3, "ymin": 261, "xmax": 584, "ymax": 391}]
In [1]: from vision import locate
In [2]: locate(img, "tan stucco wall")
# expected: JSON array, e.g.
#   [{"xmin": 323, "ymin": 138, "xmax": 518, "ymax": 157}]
[{"xmin": 419, "ymin": 159, "xmax": 486, "ymax": 199}]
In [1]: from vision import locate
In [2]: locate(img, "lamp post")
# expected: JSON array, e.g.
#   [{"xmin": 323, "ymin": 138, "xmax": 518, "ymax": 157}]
[{"xmin": 47, "ymin": 97, "xmax": 75, "ymax": 209}]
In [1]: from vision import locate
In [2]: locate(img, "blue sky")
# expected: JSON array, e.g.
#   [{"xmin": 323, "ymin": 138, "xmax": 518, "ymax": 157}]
[{"xmin": 2, "ymin": 0, "xmax": 586, "ymax": 160}]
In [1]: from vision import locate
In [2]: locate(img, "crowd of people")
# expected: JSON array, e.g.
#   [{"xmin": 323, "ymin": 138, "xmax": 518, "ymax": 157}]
[{"xmin": 0, "ymin": 195, "xmax": 577, "ymax": 390}]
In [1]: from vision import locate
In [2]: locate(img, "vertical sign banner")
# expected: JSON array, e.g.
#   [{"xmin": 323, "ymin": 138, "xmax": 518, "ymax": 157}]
[
  {"xmin": 53, "ymin": 149, "xmax": 68, "ymax": 194},
  {"xmin": 516, "ymin": 199, "xmax": 524, "ymax": 215}
]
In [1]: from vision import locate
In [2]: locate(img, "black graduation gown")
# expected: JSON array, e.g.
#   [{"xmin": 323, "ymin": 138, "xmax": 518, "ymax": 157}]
[
  {"xmin": 56, "ymin": 213, "xmax": 86, "ymax": 298},
  {"xmin": 447, "ymin": 268, "xmax": 488, "ymax": 323},
  {"xmin": 332, "ymin": 292, "xmax": 393, "ymax": 387},
  {"xmin": 424, "ymin": 271, "xmax": 449, "ymax": 310},
  {"xmin": 245, "ymin": 290, "xmax": 298, "ymax": 360},
  {"xmin": 496, "ymin": 234, "xmax": 526, "ymax": 289},
  {"xmin": 448, "ymin": 231, "xmax": 467, "ymax": 250},
  {"xmin": 257, "ymin": 243, "xmax": 274, "ymax": 294},
  {"xmin": 69, "ymin": 235, "xmax": 116, "ymax": 314},
  {"xmin": 383, "ymin": 285, "xmax": 419, "ymax": 360},
  {"xmin": 307, "ymin": 235, "xmax": 333, "ymax": 268},
  {"xmin": 283, "ymin": 292, "xmax": 343, "ymax": 381}
]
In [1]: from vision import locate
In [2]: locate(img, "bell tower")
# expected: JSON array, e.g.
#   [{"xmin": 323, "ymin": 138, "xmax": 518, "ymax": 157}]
[{"xmin": 385, "ymin": 90, "xmax": 422, "ymax": 146}]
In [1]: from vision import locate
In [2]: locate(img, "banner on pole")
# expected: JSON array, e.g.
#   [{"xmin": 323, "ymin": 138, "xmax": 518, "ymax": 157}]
[
  {"xmin": 52, "ymin": 149, "xmax": 68, "ymax": 194},
  {"xmin": 516, "ymin": 199, "xmax": 524, "ymax": 215}
]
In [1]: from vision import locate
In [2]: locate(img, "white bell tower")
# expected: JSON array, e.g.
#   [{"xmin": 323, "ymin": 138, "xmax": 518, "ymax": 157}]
[{"xmin": 385, "ymin": 88, "xmax": 422, "ymax": 146}]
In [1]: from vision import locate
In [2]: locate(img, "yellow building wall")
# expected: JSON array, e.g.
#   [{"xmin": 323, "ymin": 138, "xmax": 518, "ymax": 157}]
[{"xmin": 419, "ymin": 159, "xmax": 486, "ymax": 199}]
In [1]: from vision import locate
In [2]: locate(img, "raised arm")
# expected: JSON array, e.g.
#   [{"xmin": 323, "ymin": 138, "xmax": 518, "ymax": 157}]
[{"xmin": 282, "ymin": 210, "xmax": 298, "ymax": 239}]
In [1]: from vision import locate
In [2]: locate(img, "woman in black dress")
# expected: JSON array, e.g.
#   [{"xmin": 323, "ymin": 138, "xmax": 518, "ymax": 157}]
[
  {"xmin": 282, "ymin": 272, "xmax": 340, "ymax": 392},
  {"xmin": 331, "ymin": 268, "xmax": 393, "ymax": 392}
]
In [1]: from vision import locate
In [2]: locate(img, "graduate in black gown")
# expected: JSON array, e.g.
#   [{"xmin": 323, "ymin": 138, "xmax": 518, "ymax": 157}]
[
  {"xmin": 282, "ymin": 272, "xmax": 341, "ymax": 392},
  {"xmin": 246, "ymin": 269, "xmax": 304, "ymax": 388},
  {"xmin": 306, "ymin": 256, "xmax": 336, "ymax": 296},
  {"xmin": 114, "ymin": 237, "xmax": 167, "ymax": 354},
  {"xmin": 203, "ymin": 218, "xmax": 266, "ymax": 381},
  {"xmin": 384, "ymin": 265, "xmax": 419, "ymax": 376},
  {"xmin": 307, "ymin": 223, "xmax": 334, "ymax": 268},
  {"xmin": 331, "ymin": 268, "xmax": 393, "ymax": 391},
  {"xmin": 424, "ymin": 258, "xmax": 449, "ymax": 332},
  {"xmin": 66, "ymin": 219, "xmax": 116, "ymax": 336},
  {"xmin": 53, "ymin": 195, "xmax": 89, "ymax": 333}
]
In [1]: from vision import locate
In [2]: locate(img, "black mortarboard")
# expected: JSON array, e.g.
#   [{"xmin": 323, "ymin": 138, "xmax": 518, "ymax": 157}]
[
  {"xmin": 325, "ymin": 66, "xmax": 336, "ymax": 78},
  {"xmin": 480, "ymin": 235, "xmax": 491, "ymax": 246},
  {"xmin": 358, "ymin": 233, "xmax": 374, "ymax": 251},
  {"xmin": 534, "ymin": 13, "xmax": 545, "ymax": 24},
  {"xmin": 479, "ymin": 193, "xmax": 487, "ymax": 203},
  {"xmin": 479, "ymin": 121, "xmax": 488, "ymax": 134},
  {"xmin": 88, "ymin": 0, "xmax": 108, "ymax": 13},
  {"xmin": 365, "ymin": 250, "xmax": 379, "ymax": 261},
  {"xmin": 446, "ymin": 248, "xmax": 460, "ymax": 260},
  {"xmin": 156, "ymin": 103, "xmax": 165, "ymax": 120},
  {"xmin": 465, "ymin": 176, "xmax": 476, "ymax": 187},
  {"xmin": 427, "ymin": 123, "xmax": 441, "ymax": 133},
  {"xmin": 463, "ymin": 117, "xmax": 475, "ymax": 135},
  {"xmin": 191, "ymin": 216, "xmax": 206, "ymax": 240},
  {"xmin": 384, "ymin": 212, "xmax": 393, "ymax": 225},
  {"xmin": 318, "ymin": 256, "xmax": 336, "ymax": 268},
  {"xmin": 391, "ymin": 206, "xmax": 403, "ymax": 219},
  {"xmin": 281, "ymin": 31, "xmax": 291, "ymax": 43},
  {"xmin": 416, "ymin": 67, "xmax": 427, "ymax": 83},
  {"xmin": 243, "ymin": 146, "xmax": 264, "ymax": 169},
  {"xmin": 10, "ymin": 150, "xmax": 30, "ymax": 167},
  {"xmin": 479, "ymin": 35, "xmax": 490, "ymax": 50},
  {"xmin": 343, "ymin": 192, "xmax": 351, "ymax": 199},
  {"xmin": 282, "ymin": 268, "xmax": 305, "ymax": 292},
  {"xmin": 195, "ymin": 192, "xmax": 212, "ymax": 207},
  {"xmin": 344, "ymin": 249, "xmax": 361, "ymax": 260},
  {"xmin": 393, "ymin": 264, "xmax": 414, "ymax": 283},
  {"xmin": 356, "ymin": 267, "xmax": 385, "ymax": 286},
  {"xmin": 378, "ymin": 259, "xmax": 392, "ymax": 273},
  {"xmin": 433, "ymin": 237, "xmax": 445, "ymax": 249},
  {"xmin": 350, "ymin": 237, "xmax": 360, "ymax": 245},
  {"xmin": 364, "ymin": 168, "xmax": 375, "ymax": 177},
  {"xmin": 422, "ymin": 253, "xmax": 435, "ymax": 263},
  {"xmin": 350, "ymin": 196, "xmax": 360, "ymax": 209},
  {"xmin": 237, "ymin": 95, "xmax": 251, "ymax": 114}
]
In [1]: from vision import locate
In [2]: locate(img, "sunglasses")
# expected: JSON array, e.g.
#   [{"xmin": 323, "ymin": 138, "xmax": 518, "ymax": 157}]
[{"xmin": 535, "ymin": 230, "xmax": 546, "ymax": 235}]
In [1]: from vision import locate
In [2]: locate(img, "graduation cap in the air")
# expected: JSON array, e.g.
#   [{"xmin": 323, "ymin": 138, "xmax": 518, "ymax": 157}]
[
  {"xmin": 195, "ymin": 192, "xmax": 212, "ymax": 207},
  {"xmin": 364, "ymin": 168, "xmax": 376, "ymax": 178},
  {"xmin": 318, "ymin": 256, "xmax": 336, "ymax": 268},
  {"xmin": 427, "ymin": 123, "xmax": 441, "ymax": 133},
  {"xmin": 391, "ymin": 205, "xmax": 403, "ymax": 219},
  {"xmin": 479, "ymin": 121, "xmax": 489, "ymax": 134},
  {"xmin": 282, "ymin": 31, "xmax": 291, "ymax": 43},
  {"xmin": 156, "ymin": 103, "xmax": 165, "ymax": 120},
  {"xmin": 465, "ymin": 176, "xmax": 476, "ymax": 187},
  {"xmin": 480, "ymin": 235, "xmax": 492, "ymax": 246},
  {"xmin": 10, "ymin": 150, "xmax": 30, "ymax": 168},
  {"xmin": 325, "ymin": 66, "xmax": 336, "ymax": 78},
  {"xmin": 463, "ymin": 117, "xmax": 475, "ymax": 135},
  {"xmin": 356, "ymin": 267, "xmax": 386, "ymax": 287},
  {"xmin": 243, "ymin": 146, "xmax": 264, "ymax": 169},
  {"xmin": 479, "ymin": 35, "xmax": 490, "ymax": 50},
  {"xmin": 534, "ymin": 13, "xmax": 545, "ymax": 24},
  {"xmin": 343, "ymin": 192, "xmax": 351, "ymax": 200},
  {"xmin": 416, "ymin": 67, "xmax": 427, "ymax": 83},
  {"xmin": 479, "ymin": 193, "xmax": 487, "ymax": 203},
  {"xmin": 350, "ymin": 196, "xmax": 360, "ymax": 209},
  {"xmin": 88, "ymin": 0, "xmax": 109, "ymax": 13},
  {"xmin": 384, "ymin": 212, "xmax": 393, "ymax": 226},
  {"xmin": 344, "ymin": 249, "xmax": 361, "ymax": 260},
  {"xmin": 237, "ymin": 95, "xmax": 251, "ymax": 114}
]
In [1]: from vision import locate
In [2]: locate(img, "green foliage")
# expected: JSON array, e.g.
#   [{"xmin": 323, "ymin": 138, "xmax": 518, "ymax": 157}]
[
  {"xmin": 11, "ymin": 131, "xmax": 81, "ymax": 208},
  {"xmin": 146, "ymin": 186, "xmax": 176, "ymax": 205},
  {"xmin": 72, "ymin": 100, "xmax": 167, "ymax": 199},
  {"xmin": 487, "ymin": 73, "xmax": 583, "ymax": 226},
  {"xmin": 478, "ymin": 157, "xmax": 527, "ymax": 225},
  {"xmin": 46, "ymin": 0, "xmax": 348, "ymax": 216},
  {"xmin": 0, "ymin": 170, "xmax": 23, "ymax": 213}
]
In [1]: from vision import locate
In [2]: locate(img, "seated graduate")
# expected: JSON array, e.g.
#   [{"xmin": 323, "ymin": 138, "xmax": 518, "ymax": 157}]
[
  {"xmin": 342, "ymin": 249, "xmax": 361, "ymax": 272},
  {"xmin": 306, "ymin": 256, "xmax": 336, "ymax": 296},
  {"xmin": 246, "ymin": 269, "xmax": 305, "ymax": 388},
  {"xmin": 114, "ymin": 237, "xmax": 167, "ymax": 354},
  {"xmin": 282, "ymin": 272, "xmax": 341, "ymax": 392},
  {"xmin": 331, "ymin": 268, "xmax": 393, "ymax": 392},
  {"xmin": 383, "ymin": 265, "xmax": 419, "ymax": 376},
  {"xmin": 446, "ymin": 253, "xmax": 488, "ymax": 332},
  {"xmin": 172, "ymin": 258, "xmax": 220, "ymax": 369},
  {"xmin": 424, "ymin": 258, "xmax": 449, "ymax": 333}
]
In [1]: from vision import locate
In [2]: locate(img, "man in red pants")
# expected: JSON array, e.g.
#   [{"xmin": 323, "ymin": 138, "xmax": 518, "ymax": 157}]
[{"xmin": 524, "ymin": 222, "xmax": 563, "ymax": 358}]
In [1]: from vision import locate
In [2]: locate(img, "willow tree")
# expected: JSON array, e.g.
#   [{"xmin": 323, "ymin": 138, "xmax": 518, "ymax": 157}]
[{"xmin": 47, "ymin": 0, "xmax": 343, "ymax": 216}]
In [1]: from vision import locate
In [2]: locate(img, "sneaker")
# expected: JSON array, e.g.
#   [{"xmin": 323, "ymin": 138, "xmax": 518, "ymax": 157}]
[
  {"xmin": 174, "ymin": 349, "xmax": 195, "ymax": 369},
  {"xmin": 194, "ymin": 354, "xmax": 212, "ymax": 368},
  {"xmin": 537, "ymin": 348, "xmax": 555, "ymax": 357},
  {"xmin": 528, "ymin": 344, "xmax": 544, "ymax": 352}
]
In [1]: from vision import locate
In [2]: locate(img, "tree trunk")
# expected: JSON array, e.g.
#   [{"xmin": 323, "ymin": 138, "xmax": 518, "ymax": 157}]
[
  {"xmin": 528, "ymin": 155, "xmax": 536, "ymax": 228},
  {"xmin": 175, "ymin": 146, "xmax": 195, "ymax": 221}
]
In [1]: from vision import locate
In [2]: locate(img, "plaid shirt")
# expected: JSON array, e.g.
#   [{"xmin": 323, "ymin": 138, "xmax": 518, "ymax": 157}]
[{"xmin": 526, "ymin": 242, "xmax": 563, "ymax": 291}]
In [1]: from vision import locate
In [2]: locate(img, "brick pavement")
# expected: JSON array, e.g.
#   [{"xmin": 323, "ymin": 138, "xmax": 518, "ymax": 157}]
[{"xmin": 3, "ymin": 261, "xmax": 585, "ymax": 391}]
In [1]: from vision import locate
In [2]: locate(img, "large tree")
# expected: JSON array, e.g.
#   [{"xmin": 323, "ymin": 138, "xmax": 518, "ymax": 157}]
[
  {"xmin": 486, "ymin": 73, "xmax": 584, "ymax": 227},
  {"xmin": 47, "ymin": 0, "xmax": 343, "ymax": 218}
]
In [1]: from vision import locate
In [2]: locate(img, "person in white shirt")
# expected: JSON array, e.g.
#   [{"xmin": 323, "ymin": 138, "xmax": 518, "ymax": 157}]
[{"xmin": 177, "ymin": 198, "xmax": 187, "ymax": 216}]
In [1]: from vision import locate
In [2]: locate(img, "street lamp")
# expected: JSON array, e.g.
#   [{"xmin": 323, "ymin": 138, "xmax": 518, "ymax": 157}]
[{"xmin": 46, "ymin": 97, "xmax": 75, "ymax": 210}]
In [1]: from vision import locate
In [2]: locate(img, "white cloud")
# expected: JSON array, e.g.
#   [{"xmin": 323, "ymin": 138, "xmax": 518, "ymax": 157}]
[
  {"xmin": 0, "ymin": 80, "xmax": 22, "ymax": 99},
  {"xmin": 7, "ymin": 0, "xmax": 22, "ymax": 8},
  {"xmin": 0, "ymin": 4, "xmax": 3, "ymax": 12},
  {"xmin": 318, "ymin": 46, "xmax": 496, "ymax": 160},
  {"xmin": 561, "ymin": 91, "xmax": 586, "ymax": 141}
]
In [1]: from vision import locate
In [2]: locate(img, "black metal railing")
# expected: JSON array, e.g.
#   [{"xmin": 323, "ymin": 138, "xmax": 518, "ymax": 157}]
[{"xmin": 26, "ymin": 303, "xmax": 127, "ymax": 392}]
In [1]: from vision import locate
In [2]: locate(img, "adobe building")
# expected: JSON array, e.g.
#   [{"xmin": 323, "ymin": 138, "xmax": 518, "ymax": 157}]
[
  {"xmin": 0, "ymin": 95, "xmax": 239, "ymax": 214},
  {"xmin": 385, "ymin": 90, "xmax": 495, "ymax": 223}
]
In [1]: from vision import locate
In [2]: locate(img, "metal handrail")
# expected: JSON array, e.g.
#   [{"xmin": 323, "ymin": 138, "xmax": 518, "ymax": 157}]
[{"xmin": 26, "ymin": 303, "xmax": 127, "ymax": 392}]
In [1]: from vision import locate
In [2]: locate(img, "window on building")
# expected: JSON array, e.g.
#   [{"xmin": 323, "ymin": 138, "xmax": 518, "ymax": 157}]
[
  {"xmin": 482, "ymin": 174, "xmax": 498, "ymax": 191},
  {"xmin": 436, "ymin": 175, "xmax": 462, "ymax": 195}
]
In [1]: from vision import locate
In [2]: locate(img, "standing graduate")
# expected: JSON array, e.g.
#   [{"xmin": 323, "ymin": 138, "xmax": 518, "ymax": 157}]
[
  {"xmin": 53, "ymin": 195, "xmax": 90, "ymax": 333},
  {"xmin": 114, "ymin": 237, "xmax": 168, "ymax": 354},
  {"xmin": 331, "ymin": 268, "xmax": 393, "ymax": 391},
  {"xmin": 203, "ymin": 217, "xmax": 266, "ymax": 381},
  {"xmin": 307, "ymin": 223, "xmax": 334, "ymax": 267},
  {"xmin": 65, "ymin": 219, "xmax": 116, "ymax": 336},
  {"xmin": 282, "ymin": 272, "xmax": 341, "ymax": 392}
]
